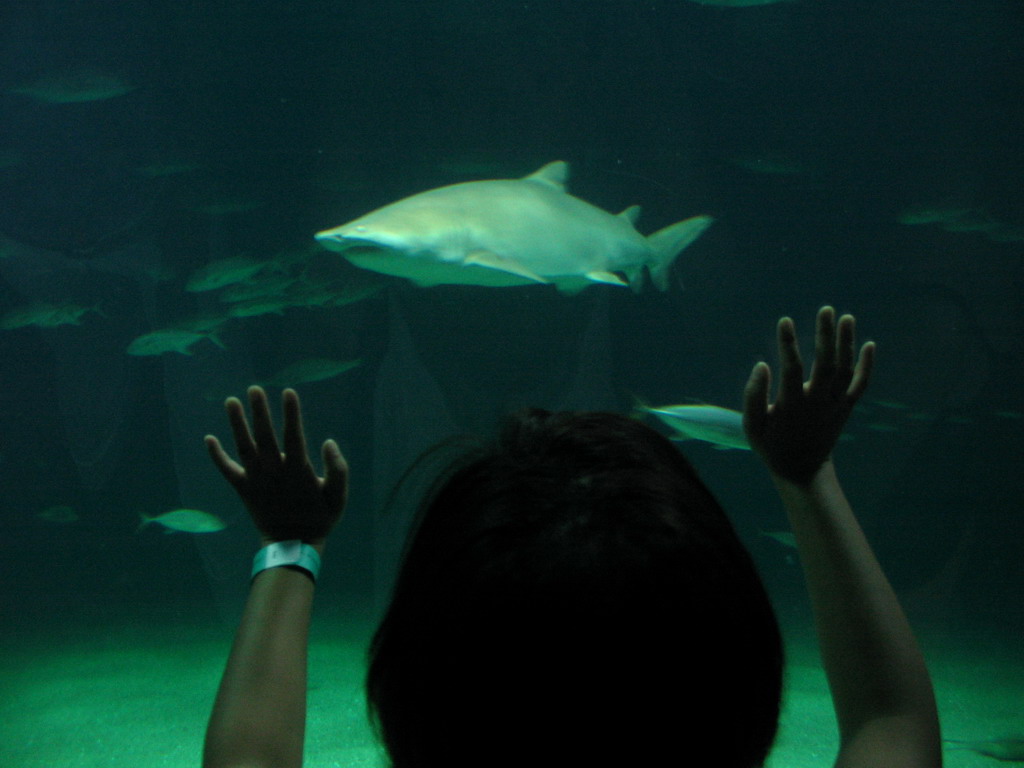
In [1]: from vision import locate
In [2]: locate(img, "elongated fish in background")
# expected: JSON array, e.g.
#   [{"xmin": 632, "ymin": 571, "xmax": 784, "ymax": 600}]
[
  {"xmin": 260, "ymin": 357, "xmax": 362, "ymax": 387},
  {"xmin": 1, "ymin": 301, "xmax": 103, "ymax": 330},
  {"xmin": 944, "ymin": 736, "xmax": 1024, "ymax": 761},
  {"xmin": 8, "ymin": 70, "xmax": 136, "ymax": 103},
  {"xmin": 186, "ymin": 255, "xmax": 269, "ymax": 292},
  {"xmin": 137, "ymin": 509, "xmax": 226, "ymax": 533},
  {"xmin": 126, "ymin": 328, "xmax": 224, "ymax": 356},
  {"xmin": 640, "ymin": 402, "xmax": 751, "ymax": 450},
  {"xmin": 315, "ymin": 161, "xmax": 712, "ymax": 293},
  {"xmin": 687, "ymin": 0, "xmax": 793, "ymax": 6}
]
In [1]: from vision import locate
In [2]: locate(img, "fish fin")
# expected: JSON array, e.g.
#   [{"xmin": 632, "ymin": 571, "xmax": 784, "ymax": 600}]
[
  {"xmin": 618, "ymin": 205, "xmax": 642, "ymax": 225},
  {"xmin": 463, "ymin": 251, "xmax": 549, "ymax": 283},
  {"xmin": 584, "ymin": 270, "xmax": 629, "ymax": 287},
  {"xmin": 207, "ymin": 332, "xmax": 227, "ymax": 350},
  {"xmin": 136, "ymin": 513, "xmax": 151, "ymax": 533},
  {"xmin": 624, "ymin": 267, "xmax": 645, "ymax": 293},
  {"xmin": 523, "ymin": 161, "xmax": 569, "ymax": 192},
  {"xmin": 645, "ymin": 214, "xmax": 714, "ymax": 291}
]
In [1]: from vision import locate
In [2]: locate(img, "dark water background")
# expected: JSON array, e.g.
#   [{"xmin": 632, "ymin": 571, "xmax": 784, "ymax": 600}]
[{"xmin": 0, "ymin": 0, "xmax": 1021, "ymax": 646}]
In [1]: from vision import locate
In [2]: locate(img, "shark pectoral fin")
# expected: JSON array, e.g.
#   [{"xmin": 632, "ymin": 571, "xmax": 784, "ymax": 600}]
[
  {"xmin": 463, "ymin": 251, "xmax": 549, "ymax": 283},
  {"xmin": 523, "ymin": 161, "xmax": 569, "ymax": 192},
  {"xmin": 584, "ymin": 270, "xmax": 629, "ymax": 287}
]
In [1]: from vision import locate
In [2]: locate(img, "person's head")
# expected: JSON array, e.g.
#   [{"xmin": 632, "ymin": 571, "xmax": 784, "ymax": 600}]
[{"xmin": 367, "ymin": 409, "xmax": 783, "ymax": 767}]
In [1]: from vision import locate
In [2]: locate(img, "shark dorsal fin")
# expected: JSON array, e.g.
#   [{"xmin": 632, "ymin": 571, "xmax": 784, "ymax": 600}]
[
  {"xmin": 618, "ymin": 205, "xmax": 641, "ymax": 225},
  {"xmin": 524, "ymin": 161, "xmax": 569, "ymax": 192}
]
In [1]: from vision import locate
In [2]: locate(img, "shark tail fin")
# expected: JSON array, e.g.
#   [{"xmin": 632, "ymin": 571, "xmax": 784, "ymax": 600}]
[{"xmin": 644, "ymin": 214, "xmax": 714, "ymax": 291}]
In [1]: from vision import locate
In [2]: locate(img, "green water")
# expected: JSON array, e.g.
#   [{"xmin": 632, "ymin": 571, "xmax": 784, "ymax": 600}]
[{"xmin": 1, "ymin": 0, "xmax": 1022, "ymax": 765}]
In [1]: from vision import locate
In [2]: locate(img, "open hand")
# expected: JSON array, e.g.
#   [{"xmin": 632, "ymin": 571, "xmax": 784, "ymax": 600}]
[
  {"xmin": 205, "ymin": 386, "xmax": 348, "ymax": 546},
  {"xmin": 742, "ymin": 306, "xmax": 875, "ymax": 485}
]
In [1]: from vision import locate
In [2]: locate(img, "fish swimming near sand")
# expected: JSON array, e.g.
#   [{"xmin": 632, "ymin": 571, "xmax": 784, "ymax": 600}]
[
  {"xmin": 314, "ymin": 161, "xmax": 712, "ymax": 293},
  {"xmin": 261, "ymin": 357, "xmax": 362, "ymax": 387},
  {"xmin": 127, "ymin": 328, "xmax": 224, "ymax": 356},
  {"xmin": 186, "ymin": 255, "xmax": 270, "ymax": 292},
  {"xmin": 137, "ymin": 509, "xmax": 226, "ymax": 533},
  {"xmin": 9, "ymin": 70, "xmax": 136, "ymax": 103},
  {"xmin": 945, "ymin": 736, "xmax": 1024, "ymax": 762},
  {"xmin": 1, "ymin": 301, "xmax": 103, "ymax": 330},
  {"xmin": 639, "ymin": 402, "xmax": 751, "ymax": 450}
]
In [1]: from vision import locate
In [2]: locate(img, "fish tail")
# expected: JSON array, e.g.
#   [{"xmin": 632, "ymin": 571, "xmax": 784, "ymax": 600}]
[
  {"xmin": 644, "ymin": 214, "xmax": 714, "ymax": 291},
  {"xmin": 136, "ymin": 513, "xmax": 152, "ymax": 532}
]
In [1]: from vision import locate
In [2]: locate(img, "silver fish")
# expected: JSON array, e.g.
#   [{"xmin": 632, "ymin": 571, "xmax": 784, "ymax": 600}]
[
  {"xmin": 9, "ymin": 70, "xmax": 136, "ymax": 103},
  {"xmin": 261, "ymin": 357, "xmax": 362, "ymax": 387},
  {"xmin": 137, "ymin": 509, "xmax": 226, "ymax": 533},
  {"xmin": 126, "ymin": 329, "xmax": 224, "ymax": 356}
]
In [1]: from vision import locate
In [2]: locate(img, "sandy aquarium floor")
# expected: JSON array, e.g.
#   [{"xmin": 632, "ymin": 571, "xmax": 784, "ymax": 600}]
[{"xmin": 1, "ymin": 612, "xmax": 1020, "ymax": 768}]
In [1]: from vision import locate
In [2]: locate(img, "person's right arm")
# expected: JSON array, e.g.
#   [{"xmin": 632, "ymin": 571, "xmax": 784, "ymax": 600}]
[{"xmin": 743, "ymin": 307, "xmax": 941, "ymax": 768}]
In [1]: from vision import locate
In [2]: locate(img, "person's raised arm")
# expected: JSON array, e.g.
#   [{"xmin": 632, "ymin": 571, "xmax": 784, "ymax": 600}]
[
  {"xmin": 202, "ymin": 386, "xmax": 348, "ymax": 768},
  {"xmin": 743, "ymin": 307, "xmax": 940, "ymax": 768}
]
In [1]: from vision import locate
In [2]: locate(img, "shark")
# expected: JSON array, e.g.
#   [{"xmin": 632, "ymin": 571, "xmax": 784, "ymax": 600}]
[{"xmin": 314, "ymin": 161, "xmax": 712, "ymax": 293}]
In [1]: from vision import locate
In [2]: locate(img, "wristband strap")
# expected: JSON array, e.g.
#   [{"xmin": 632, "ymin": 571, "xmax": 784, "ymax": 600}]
[{"xmin": 252, "ymin": 540, "xmax": 321, "ymax": 583}]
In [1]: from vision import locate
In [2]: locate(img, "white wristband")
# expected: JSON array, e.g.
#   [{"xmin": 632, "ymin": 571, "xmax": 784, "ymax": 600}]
[{"xmin": 252, "ymin": 540, "xmax": 321, "ymax": 583}]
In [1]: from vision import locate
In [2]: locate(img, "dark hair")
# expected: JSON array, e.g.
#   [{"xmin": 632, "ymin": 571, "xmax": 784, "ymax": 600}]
[{"xmin": 367, "ymin": 409, "xmax": 783, "ymax": 767}]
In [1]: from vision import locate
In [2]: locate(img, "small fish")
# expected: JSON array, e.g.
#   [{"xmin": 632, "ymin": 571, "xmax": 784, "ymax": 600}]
[
  {"xmin": 135, "ymin": 161, "xmax": 202, "ymax": 178},
  {"xmin": 945, "ymin": 736, "xmax": 1024, "ymax": 762},
  {"xmin": 127, "ymin": 329, "xmax": 224, "ymax": 356},
  {"xmin": 640, "ymin": 402, "xmax": 750, "ymax": 450},
  {"xmin": 897, "ymin": 204, "xmax": 974, "ymax": 226},
  {"xmin": 37, "ymin": 505, "xmax": 79, "ymax": 524},
  {"xmin": 186, "ymin": 256, "xmax": 269, "ymax": 292},
  {"xmin": 224, "ymin": 297, "xmax": 291, "ymax": 318},
  {"xmin": 1, "ymin": 302, "xmax": 103, "ymax": 330},
  {"xmin": 218, "ymin": 274, "xmax": 298, "ymax": 302},
  {"xmin": 315, "ymin": 161, "xmax": 712, "ymax": 293},
  {"xmin": 137, "ymin": 509, "xmax": 226, "ymax": 533},
  {"xmin": 760, "ymin": 530, "xmax": 797, "ymax": 549},
  {"xmin": 686, "ymin": 0, "xmax": 794, "ymax": 5},
  {"xmin": 9, "ymin": 70, "xmax": 136, "ymax": 103},
  {"xmin": 261, "ymin": 357, "xmax": 362, "ymax": 387},
  {"xmin": 865, "ymin": 422, "xmax": 900, "ymax": 433}
]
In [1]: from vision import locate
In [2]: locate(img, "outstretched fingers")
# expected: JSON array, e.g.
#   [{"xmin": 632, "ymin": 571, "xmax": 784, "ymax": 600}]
[
  {"xmin": 742, "ymin": 361, "xmax": 772, "ymax": 438},
  {"xmin": 247, "ymin": 386, "xmax": 282, "ymax": 460},
  {"xmin": 848, "ymin": 340, "xmax": 876, "ymax": 401},
  {"xmin": 776, "ymin": 316, "xmax": 805, "ymax": 404},
  {"xmin": 321, "ymin": 439, "xmax": 350, "ymax": 511},
  {"xmin": 808, "ymin": 306, "xmax": 837, "ymax": 391},
  {"xmin": 281, "ymin": 388, "xmax": 310, "ymax": 467},
  {"xmin": 204, "ymin": 434, "xmax": 246, "ymax": 487}
]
